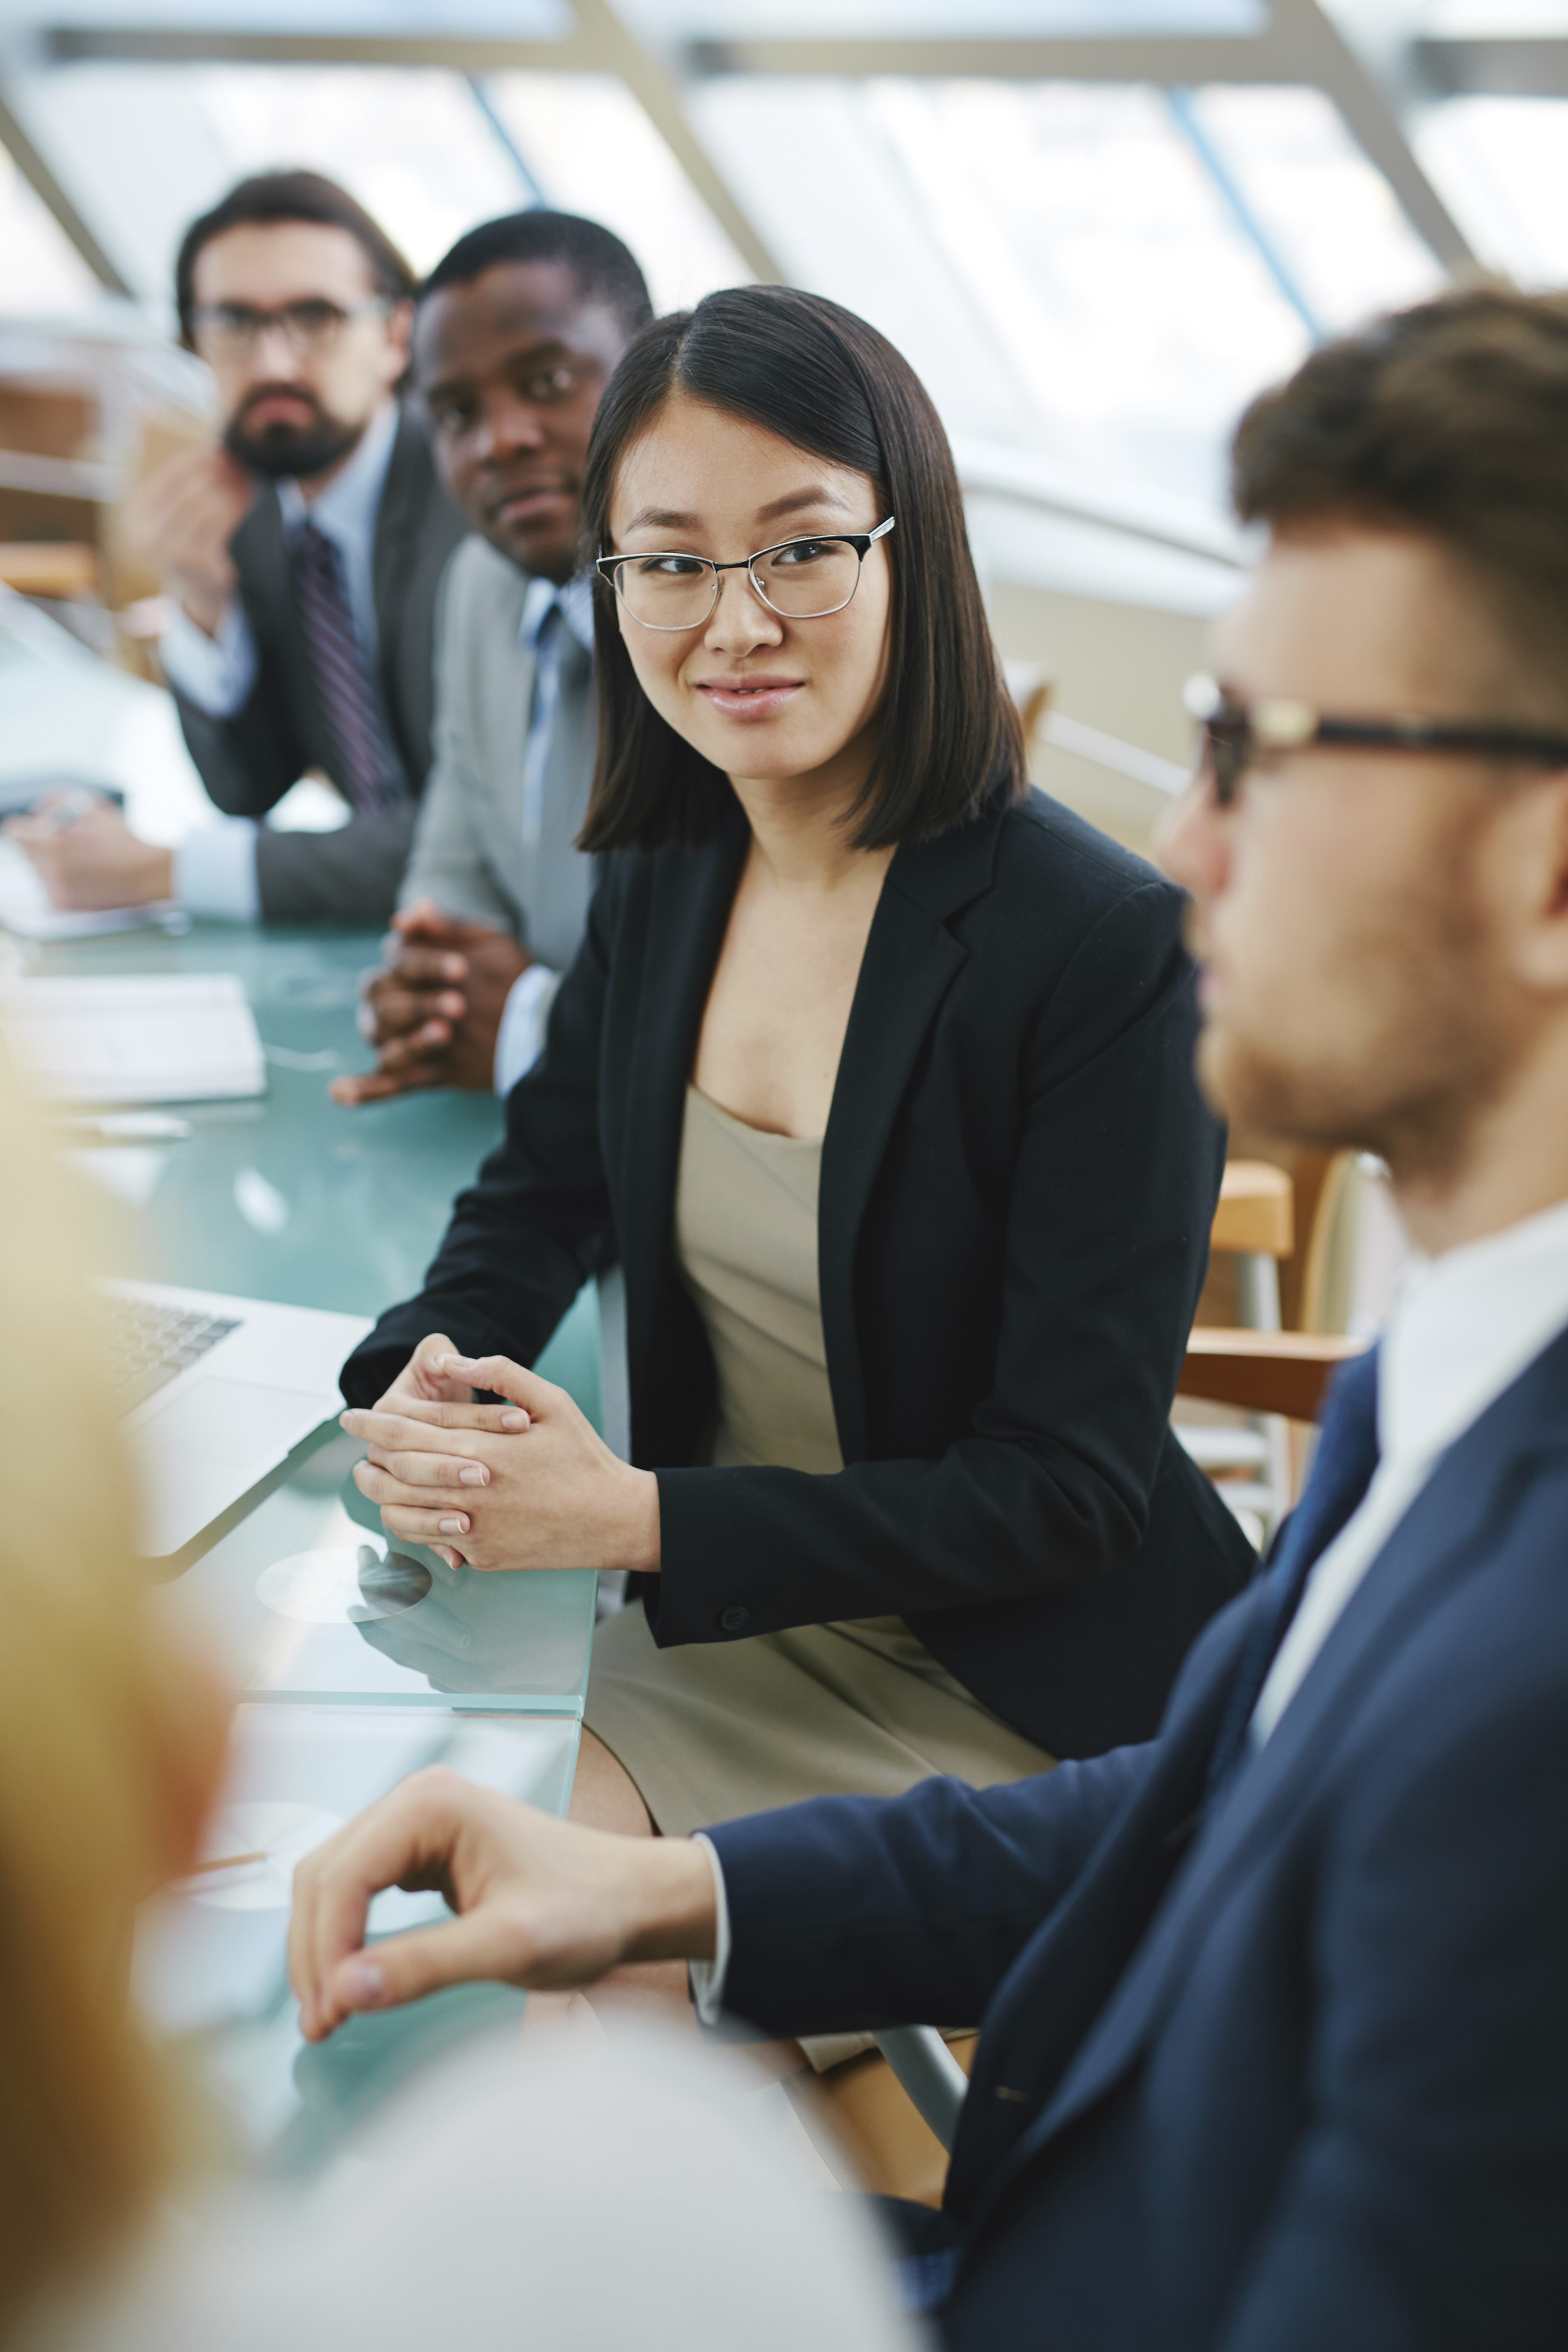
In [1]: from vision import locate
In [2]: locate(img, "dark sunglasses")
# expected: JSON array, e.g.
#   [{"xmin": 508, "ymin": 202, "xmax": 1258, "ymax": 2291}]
[{"xmin": 1184, "ymin": 673, "xmax": 1568, "ymax": 809}]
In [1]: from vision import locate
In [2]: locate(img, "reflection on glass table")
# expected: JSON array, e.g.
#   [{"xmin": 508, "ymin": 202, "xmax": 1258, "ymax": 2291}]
[
  {"xmin": 15, "ymin": 920, "xmax": 606, "ymax": 2155},
  {"xmin": 136, "ymin": 1701, "xmax": 578, "ymax": 2168},
  {"xmin": 157, "ymin": 1430, "xmax": 596, "ymax": 1713}
]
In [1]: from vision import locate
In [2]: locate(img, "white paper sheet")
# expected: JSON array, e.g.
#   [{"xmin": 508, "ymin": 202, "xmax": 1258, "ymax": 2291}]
[{"xmin": 1, "ymin": 971, "xmax": 266, "ymax": 1103}]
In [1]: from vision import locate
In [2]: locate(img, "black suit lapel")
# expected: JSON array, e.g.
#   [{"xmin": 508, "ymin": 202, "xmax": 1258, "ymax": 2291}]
[
  {"xmin": 371, "ymin": 408, "xmax": 437, "ymax": 782},
  {"xmin": 230, "ymin": 486, "xmax": 321, "ymax": 760},
  {"xmin": 819, "ymin": 801, "xmax": 1005, "ymax": 1460},
  {"xmin": 972, "ymin": 1330, "xmax": 1568, "ymax": 2230},
  {"xmin": 232, "ymin": 482, "xmax": 289, "ymax": 603},
  {"xmin": 231, "ymin": 484, "xmax": 292, "ymax": 659},
  {"xmin": 619, "ymin": 806, "xmax": 750, "ymax": 1407}
]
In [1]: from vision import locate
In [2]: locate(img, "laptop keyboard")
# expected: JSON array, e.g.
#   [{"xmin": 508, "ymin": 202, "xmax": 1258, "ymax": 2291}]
[{"xmin": 107, "ymin": 1295, "xmax": 241, "ymax": 1417}]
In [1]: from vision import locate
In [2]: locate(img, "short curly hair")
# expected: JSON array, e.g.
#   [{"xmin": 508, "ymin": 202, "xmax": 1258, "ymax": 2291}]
[{"xmin": 1231, "ymin": 285, "xmax": 1568, "ymax": 719}]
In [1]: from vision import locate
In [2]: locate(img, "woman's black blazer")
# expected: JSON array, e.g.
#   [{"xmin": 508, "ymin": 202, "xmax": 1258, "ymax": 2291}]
[{"xmin": 343, "ymin": 786, "xmax": 1254, "ymax": 1757}]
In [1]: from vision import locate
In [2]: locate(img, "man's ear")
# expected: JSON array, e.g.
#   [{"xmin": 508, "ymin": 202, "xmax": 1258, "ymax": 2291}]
[
  {"xmin": 385, "ymin": 296, "xmax": 416, "ymax": 384},
  {"xmin": 1505, "ymin": 769, "xmax": 1568, "ymax": 993}
]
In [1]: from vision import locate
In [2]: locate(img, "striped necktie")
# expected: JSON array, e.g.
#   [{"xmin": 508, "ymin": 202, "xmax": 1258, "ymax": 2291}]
[
  {"xmin": 1206, "ymin": 1343, "xmax": 1381, "ymax": 1799},
  {"xmin": 292, "ymin": 518, "xmax": 395, "ymax": 816},
  {"xmin": 521, "ymin": 595, "xmax": 565, "ymax": 851}
]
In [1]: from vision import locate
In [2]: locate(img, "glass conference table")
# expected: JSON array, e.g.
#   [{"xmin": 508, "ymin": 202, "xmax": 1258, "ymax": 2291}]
[{"xmin": 15, "ymin": 917, "xmax": 601, "ymax": 2171}]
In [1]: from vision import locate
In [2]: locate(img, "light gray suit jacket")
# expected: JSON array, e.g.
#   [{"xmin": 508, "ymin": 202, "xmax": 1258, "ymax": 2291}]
[{"xmin": 399, "ymin": 534, "xmax": 597, "ymax": 974}]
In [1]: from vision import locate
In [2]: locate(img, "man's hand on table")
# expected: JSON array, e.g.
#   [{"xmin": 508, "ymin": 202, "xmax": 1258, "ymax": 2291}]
[
  {"xmin": 289, "ymin": 1766, "xmax": 717, "ymax": 2042},
  {"xmin": 343, "ymin": 1340, "xmax": 661, "ymax": 1575},
  {"xmin": 4, "ymin": 792, "xmax": 174, "ymax": 910},
  {"xmin": 330, "ymin": 900, "xmax": 531, "ymax": 1103},
  {"xmin": 121, "ymin": 444, "xmax": 255, "ymax": 640}
]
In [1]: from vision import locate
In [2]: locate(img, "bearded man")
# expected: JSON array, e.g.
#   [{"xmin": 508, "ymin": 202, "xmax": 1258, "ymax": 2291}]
[{"xmin": 15, "ymin": 171, "xmax": 464, "ymax": 925}]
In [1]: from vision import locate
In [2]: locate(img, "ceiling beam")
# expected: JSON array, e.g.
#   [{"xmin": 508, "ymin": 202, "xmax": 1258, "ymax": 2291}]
[
  {"xmin": 569, "ymin": 0, "xmax": 781, "ymax": 283},
  {"xmin": 689, "ymin": 3, "xmax": 1476, "ymax": 279},
  {"xmin": 44, "ymin": 28, "xmax": 596, "ymax": 68},
  {"xmin": 1267, "ymin": 0, "xmax": 1476, "ymax": 277},
  {"xmin": 42, "ymin": 2, "xmax": 784, "ymax": 284},
  {"xmin": 0, "ymin": 77, "xmax": 129, "ymax": 291},
  {"xmin": 1412, "ymin": 36, "xmax": 1568, "ymax": 101},
  {"xmin": 35, "ymin": 8, "xmax": 1478, "ymax": 286},
  {"xmin": 684, "ymin": 32, "xmax": 1315, "ymax": 83}
]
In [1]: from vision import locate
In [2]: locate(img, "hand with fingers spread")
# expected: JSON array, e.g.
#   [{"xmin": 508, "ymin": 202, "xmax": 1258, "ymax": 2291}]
[
  {"xmin": 288, "ymin": 1765, "xmax": 716, "ymax": 2042},
  {"xmin": 330, "ymin": 900, "xmax": 531, "ymax": 1104},
  {"xmin": 343, "ymin": 1341, "xmax": 661, "ymax": 1574},
  {"xmin": 120, "ymin": 442, "xmax": 256, "ymax": 638}
]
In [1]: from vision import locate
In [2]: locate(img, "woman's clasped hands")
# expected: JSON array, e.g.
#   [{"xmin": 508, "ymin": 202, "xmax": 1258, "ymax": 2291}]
[{"xmin": 343, "ymin": 1331, "xmax": 661, "ymax": 1575}]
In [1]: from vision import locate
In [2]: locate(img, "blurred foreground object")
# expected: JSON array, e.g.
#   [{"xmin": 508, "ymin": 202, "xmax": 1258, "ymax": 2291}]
[{"xmin": 0, "ymin": 318, "xmax": 211, "ymax": 675}]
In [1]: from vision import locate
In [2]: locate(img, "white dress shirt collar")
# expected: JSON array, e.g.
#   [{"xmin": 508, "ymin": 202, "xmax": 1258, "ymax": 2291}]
[
  {"xmin": 1379, "ymin": 1193, "xmax": 1568, "ymax": 1471},
  {"xmin": 1253, "ymin": 1190, "xmax": 1568, "ymax": 1746}
]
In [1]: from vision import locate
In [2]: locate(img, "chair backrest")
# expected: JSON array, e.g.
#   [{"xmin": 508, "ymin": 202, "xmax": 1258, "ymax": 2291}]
[{"xmin": 1211, "ymin": 1160, "xmax": 1294, "ymax": 1261}]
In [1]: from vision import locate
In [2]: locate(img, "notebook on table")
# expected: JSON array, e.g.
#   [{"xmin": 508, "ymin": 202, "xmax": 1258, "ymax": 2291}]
[{"xmin": 1, "ymin": 972, "xmax": 264, "ymax": 1103}]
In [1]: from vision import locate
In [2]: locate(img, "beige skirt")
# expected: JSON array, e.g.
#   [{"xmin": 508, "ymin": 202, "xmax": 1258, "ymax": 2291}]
[
  {"xmin": 584, "ymin": 1606, "xmax": 1054, "ymax": 2069},
  {"xmin": 583, "ymin": 1603, "xmax": 1053, "ymax": 1836}
]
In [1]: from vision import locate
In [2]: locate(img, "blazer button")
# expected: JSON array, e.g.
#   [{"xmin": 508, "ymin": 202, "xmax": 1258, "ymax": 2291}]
[{"xmin": 719, "ymin": 1604, "xmax": 750, "ymax": 1634}]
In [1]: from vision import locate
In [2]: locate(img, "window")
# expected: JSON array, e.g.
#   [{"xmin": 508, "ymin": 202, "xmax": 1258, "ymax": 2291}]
[
  {"xmin": 0, "ymin": 144, "xmax": 101, "ymax": 315},
  {"xmin": 1416, "ymin": 97, "xmax": 1568, "ymax": 286},
  {"xmin": 482, "ymin": 74, "xmax": 749, "ymax": 312}
]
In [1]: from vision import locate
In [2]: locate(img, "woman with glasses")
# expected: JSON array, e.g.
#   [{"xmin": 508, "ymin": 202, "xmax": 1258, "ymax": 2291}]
[{"xmin": 339, "ymin": 287, "xmax": 1251, "ymax": 1949}]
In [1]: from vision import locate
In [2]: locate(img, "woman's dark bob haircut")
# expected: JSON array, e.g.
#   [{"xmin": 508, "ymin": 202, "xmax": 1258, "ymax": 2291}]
[{"xmin": 578, "ymin": 286, "xmax": 1024, "ymax": 855}]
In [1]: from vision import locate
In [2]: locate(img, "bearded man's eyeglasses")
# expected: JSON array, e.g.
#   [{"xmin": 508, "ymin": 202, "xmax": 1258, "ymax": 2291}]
[
  {"xmin": 1184, "ymin": 673, "xmax": 1568, "ymax": 809},
  {"xmin": 189, "ymin": 298, "xmax": 390, "ymax": 362},
  {"xmin": 596, "ymin": 517, "xmax": 895, "ymax": 631}
]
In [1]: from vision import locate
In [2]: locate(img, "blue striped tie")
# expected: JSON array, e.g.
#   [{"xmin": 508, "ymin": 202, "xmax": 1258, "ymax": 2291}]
[
  {"xmin": 1206, "ymin": 1343, "xmax": 1382, "ymax": 1799},
  {"xmin": 293, "ymin": 519, "xmax": 395, "ymax": 816}
]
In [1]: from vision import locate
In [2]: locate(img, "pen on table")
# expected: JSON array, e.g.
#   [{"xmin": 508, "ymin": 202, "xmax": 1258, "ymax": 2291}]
[
  {"xmin": 55, "ymin": 1113, "xmax": 193, "ymax": 1146},
  {"xmin": 31, "ymin": 787, "xmax": 104, "ymax": 834},
  {"xmin": 186, "ymin": 1850, "xmax": 268, "ymax": 1875}
]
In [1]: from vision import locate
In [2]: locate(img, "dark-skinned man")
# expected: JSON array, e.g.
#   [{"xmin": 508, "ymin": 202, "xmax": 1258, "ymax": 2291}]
[
  {"xmin": 330, "ymin": 212, "xmax": 652, "ymax": 1104},
  {"xmin": 10, "ymin": 171, "xmax": 465, "ymax": 927}
]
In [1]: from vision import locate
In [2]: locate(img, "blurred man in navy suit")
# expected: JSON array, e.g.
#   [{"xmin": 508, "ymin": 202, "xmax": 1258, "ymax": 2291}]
[{"xmin": 288, "ymin": 287, "xmax": 1568, "ymax": 2351}]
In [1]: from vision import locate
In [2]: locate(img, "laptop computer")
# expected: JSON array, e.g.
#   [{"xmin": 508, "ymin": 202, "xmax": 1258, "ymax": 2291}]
[{"xmin": 105, "ymin": 1277, "xmax": 372, "ymax": 1558}]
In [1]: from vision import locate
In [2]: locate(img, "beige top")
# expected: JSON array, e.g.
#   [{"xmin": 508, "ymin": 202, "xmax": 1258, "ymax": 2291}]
[
  {"xmin": 674, "ymin": 1084, "xmax": 843, "ymax": 1475},
  {"xmin": 585, "ymin": 1084, "xmax": 1053, "ymax": 1854}
]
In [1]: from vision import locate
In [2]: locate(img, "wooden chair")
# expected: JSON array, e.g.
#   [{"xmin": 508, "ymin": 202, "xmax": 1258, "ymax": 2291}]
[
  {"xmin": 0, "ymin": 541, "xmax": 100, "ymax": 600},
  {"xmin": 1181, "ymin": 1161, "xmax": 1298, "ymax": 1540}
]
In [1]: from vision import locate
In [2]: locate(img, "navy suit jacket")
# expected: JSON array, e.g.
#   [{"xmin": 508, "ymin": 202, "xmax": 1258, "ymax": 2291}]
[{"xmin": 710, "ymin": 1323, "xmax": 1568, "ymax": 2350}]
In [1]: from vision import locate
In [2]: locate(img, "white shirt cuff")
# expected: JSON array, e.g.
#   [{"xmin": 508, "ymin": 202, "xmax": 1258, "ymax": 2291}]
[
  {"xmin": 158, "ymin": 598, "xmax": 258, "ymax": 718},
  {"xmin": 493, "ymin": 963, "xmax": 561, "ymax": 1095},
  {"xmin": 173, "ymin": 818, "xmax": 262, "ymax": 922},
  {"xmin": 687, "ymin": 1833, "xmax": 731, "ymax": 2027}
]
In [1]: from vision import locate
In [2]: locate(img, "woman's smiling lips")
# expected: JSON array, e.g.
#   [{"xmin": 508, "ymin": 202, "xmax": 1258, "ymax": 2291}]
[{"xmin": 693, "ymin": 675, "xmax": 804, "ymax": 720}]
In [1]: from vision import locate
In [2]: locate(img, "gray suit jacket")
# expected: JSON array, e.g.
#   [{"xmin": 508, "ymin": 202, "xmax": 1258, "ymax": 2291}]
[
  {"xmin": 171, "ymin": 404, "xmax": 466, "ymax": 927},
  {"xmin": 398, "ymin": 533, "xmax": 597, "ymax": 974}
]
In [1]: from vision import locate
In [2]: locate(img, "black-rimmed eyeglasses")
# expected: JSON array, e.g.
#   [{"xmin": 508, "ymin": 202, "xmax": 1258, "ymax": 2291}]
[
  {"xmin": 1184, "ymin": 673, "xmax": 1568, "ymax": 809},
  {"xmin": 596, "ymin": 517, "xmax": 895, "ymax": 632},
  {"xmin": 189, "ymin": 298, "xmax": 391, "ymax": 362}
]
